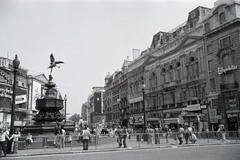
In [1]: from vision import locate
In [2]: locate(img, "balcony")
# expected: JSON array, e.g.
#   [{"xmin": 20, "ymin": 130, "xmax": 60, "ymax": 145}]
[{"xmin": 220, "ymin": 82, "xmax": 239, "ymax": 90}]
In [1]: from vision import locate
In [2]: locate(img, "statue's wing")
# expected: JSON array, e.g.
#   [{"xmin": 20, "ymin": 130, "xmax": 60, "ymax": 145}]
[
  {"xmin": 50, "ymin": 54, "xmax": 55, "ymax": 63},
  {"xmin": 55, "ymin": 61, "xmax": 64, "ymax": 64}
]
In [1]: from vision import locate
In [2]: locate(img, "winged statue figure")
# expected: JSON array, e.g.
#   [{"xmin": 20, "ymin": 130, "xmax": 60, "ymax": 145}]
[{"xmin": 48, "ymin": 53, "xmax": 64, "ymax": 75}]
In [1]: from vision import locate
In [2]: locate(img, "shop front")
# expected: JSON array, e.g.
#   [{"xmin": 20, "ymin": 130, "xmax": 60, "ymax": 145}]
[
  {"xmin": 226, "ymin": 110, "xmax": 239, "ymax": 133},
  {"xmin": 163, "ymin": 108, "xmax": 183, "ymax": 130},
  {"xmin": 132, "ymin": 115, "xmax": 144, "ymax": 131},
  {"xmin": 146, "ymin": 118, "xmax": 161, "ymax": 128},
  {"xmin": 182, "ymin": 104, "xmax": 208, "ymax": 132},
  {"xmin": 164, "ymin": 118, "xmax": 180, "ymax": 131}
]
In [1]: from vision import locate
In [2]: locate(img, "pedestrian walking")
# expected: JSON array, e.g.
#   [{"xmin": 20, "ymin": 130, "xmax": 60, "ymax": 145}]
[
  {"xmin": 127, "ymin": 127, "xmax": 133, "ymax": 140},
  {"xmin": 221, "ymin": 128, "xmax": 229, "ymax": 143},
  {"xmin": 177, "ymin": 124, "xmax": 184, "ymax": 145},
  {"xmin": 0, "ymin": 128, "xmax": 9, "ymax": 157},
  {"xmin": 59, "ymin": 125, "xmax": 66, "ymax": 149},
  {"xmin": 82, "ymin": 125, "xmax": 91, "ymax": 150},
  {"xmin": 217, "ymin": 126, "xmax": 223, "ymax": 140},
  {"xmin": 184, "ymin": 125, "xmax": 192, "ymax": 144},
  {"xmin": 154, "ymin": 125, "xmax": 160, "ymax": 145},
  {"xmin": 115, "ymin": 125, "xmax": 124, "ymax": 148},
  {"xmin": 122, "ymin": 126, "xmax": 128, "ymax": 148},
  {"xmin": 164, "ymin": 126, "xmax": 170, "ymax": 143},
  {"xmin": 9, "ymin": 129, "xmax": 21, "ymax": 154},
  {"xmin": 53, "ymin": 123, "xmax": 61, "ymax": 147},
  {"xmin": 146, "ymin": 126, "xmax": 154, "ymax": 145}
]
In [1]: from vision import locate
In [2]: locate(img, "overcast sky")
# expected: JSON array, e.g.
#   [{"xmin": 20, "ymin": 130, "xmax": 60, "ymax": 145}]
[{"xmin": 0, "ymin": 0, "xmax": 216, "ymax": 117}]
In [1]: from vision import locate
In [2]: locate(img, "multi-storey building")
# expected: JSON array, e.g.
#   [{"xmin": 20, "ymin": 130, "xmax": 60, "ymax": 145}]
[
  {"xmin": 0, "ymin": 56, "xmax": 28, "ymax": 129},
  {"xmin": 89, "ymin": 87, "xmax": 105, "ymax": 127},
  {"xmin": 127, "ymin": 51, "xmax": 149, "ymax": 130},
  {"xmin": 103, "ymin": 57, "xmax": 131, "ymax": 128},
  {"xmin": 142, "ymin": 6, "xmax": 212, "ymax": 132},
  {"xmin": 203, "ymin": 0, "xmax": 240, "ymax": 132},
  {"xmin": 100, "ymin": 0, "xmax": 239, "ymax": 132},
  {"xmin": 118, "ymin": 57, "xmax": 131, "ymax": 127},
  {"xmin": 104, "ymin": 72, "xmax": 114, "ymax": 127}
]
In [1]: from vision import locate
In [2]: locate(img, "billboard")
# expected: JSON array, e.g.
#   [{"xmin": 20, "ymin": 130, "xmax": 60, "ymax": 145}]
[{"xmin": 32, "ymin": 81, "xmax": 41, "ymax": 109}]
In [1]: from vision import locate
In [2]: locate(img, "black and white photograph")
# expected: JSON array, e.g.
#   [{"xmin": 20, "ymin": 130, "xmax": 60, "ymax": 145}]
[{"xmin": 0, "ymin": 0, "xmax": 240, "ymax": 159}]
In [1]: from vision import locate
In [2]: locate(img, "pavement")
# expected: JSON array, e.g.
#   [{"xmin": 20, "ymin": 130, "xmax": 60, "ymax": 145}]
[{"xmin": 3, "ymin": 136, "xmax": 240, "ymax": 158}]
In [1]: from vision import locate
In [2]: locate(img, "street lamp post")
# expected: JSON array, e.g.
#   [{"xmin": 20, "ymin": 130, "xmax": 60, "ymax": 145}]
[
  {"xmin": 142, "ymin": 83, "xmax": 146, "ymax": 132},
  {"xmin": 117, "ymin": 98, "xmax": 121, "ymax": 126},
  {"xmin": 64, "ymin": 94, "xmax": 67, "ymax": 123},
  {"xmin": 10, "ymin": 55, "xmax": 20, "ymax": 134}
]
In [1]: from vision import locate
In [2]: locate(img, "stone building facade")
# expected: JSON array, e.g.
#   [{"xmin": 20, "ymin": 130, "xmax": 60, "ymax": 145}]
[
  {"xmin": 100, "ymin": 0, "xmax": 240, "ymax": 132},
  {"xmin": 203, "ymin": 0, "xmax": 240, "ymax": 132}
]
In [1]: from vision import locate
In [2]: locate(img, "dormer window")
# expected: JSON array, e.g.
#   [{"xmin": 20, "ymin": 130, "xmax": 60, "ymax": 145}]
[
  {"xmin": 191, "ymin": 11, "xmax": 195, "ymax": 18},
  {"xmin": 219, "ymin": 12, "xmax": 226, "ymax": 24},
  {"xmin": 205, "ymin": 23, "xmax": 210, "ymax": 33}
]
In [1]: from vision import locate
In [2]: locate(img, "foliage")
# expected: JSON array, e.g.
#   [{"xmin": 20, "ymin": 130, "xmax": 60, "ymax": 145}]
[{"xmin": 68, "ymin": 114, "xmax": 81, "ymax": 122}]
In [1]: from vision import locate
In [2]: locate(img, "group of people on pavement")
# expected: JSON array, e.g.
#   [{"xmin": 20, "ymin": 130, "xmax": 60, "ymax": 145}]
[
  {"xmin": 115, "ymin": 125, "xmax": 129, "ymax": 148},
  {"xmin": 53, "ymin": 123, "xmax": 68, "ymax": 149},
  {"xmin": 177, "ymin": 124, "xmax": 197, "ymax": 145},
  {"xmin": 0, "ymin": 127, "xmax": 22, "ymax": 157}
]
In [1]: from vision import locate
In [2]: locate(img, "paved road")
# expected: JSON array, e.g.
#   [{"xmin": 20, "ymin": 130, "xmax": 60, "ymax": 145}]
[{"xmin": 4, "ymin": 144, "xmax": 240, "ymax": 160}]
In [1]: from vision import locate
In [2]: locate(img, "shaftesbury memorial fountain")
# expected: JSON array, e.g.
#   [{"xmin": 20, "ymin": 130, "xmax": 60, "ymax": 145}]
[{"xmin": 23, "ymin": 54, "xmax": 74, "ymax": 134}]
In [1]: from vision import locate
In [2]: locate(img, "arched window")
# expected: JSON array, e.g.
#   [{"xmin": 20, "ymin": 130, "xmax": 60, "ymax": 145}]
[
  {"xmin": 175, "ymin": 62, "xmax": 181, "ymax": 81},
  {"xmin": 205, "ymin": 23, "xmax": 210, "ymax": 33},
  {"xmin": 219, "ymin": 12, "xmax": 226, "ymax": 24},
  {"xmin": 161, "ymin": 68, "xmax": 166, "ymax": 84},
  {"xmin": 187, "ymin": 56, "xmax": 199, "ymax": 79},
  {"xmin": 168, "ymin": 65, "xmax": 173, "ymax": 82},
  {"xmin": 149, "ymin": 72, "xmax": 157, "ymax": 89}
]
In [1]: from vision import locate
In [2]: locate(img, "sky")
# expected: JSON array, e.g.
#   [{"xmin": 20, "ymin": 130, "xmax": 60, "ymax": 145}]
[{"xmin": 0, "ymin": 0, "xmax": 216, "ymax": 117}]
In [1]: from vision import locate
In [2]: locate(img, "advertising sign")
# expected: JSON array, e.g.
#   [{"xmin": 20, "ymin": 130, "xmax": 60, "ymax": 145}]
[
  {"xmin": 209, "ymin": 109, "xmax": 218, "ymax": 123},
  {"xmin": 32, "ymin": 81, "xmax": 41, "ymax": 108},
  {"xmin": 15, "ymin": 95, "xmax": 27, "ymax": 104}
]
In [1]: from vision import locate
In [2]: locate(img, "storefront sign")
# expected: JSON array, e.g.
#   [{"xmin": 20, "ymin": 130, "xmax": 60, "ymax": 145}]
[
  {"xmin": 218, "ymin": 65, "xmax": 237, "ymax": 74},
  {"xmin": 227, "ymin": 113, "xmax": 238, "ymax": 118},
  {"xmin": 0, "ymin": 87, "xmax": 13, "ymax": 99},
  {"xmin": 229, "ymin": 98, "xmax": 237, "ymax": 108},
  {"xmin": 186, "ymin": 104, "xmax": 201, "ymax": 111},
  {"xmin": 0, "ymin": 70, "xmax": 10, "ymax": 82},
  {"xmin": 15, "ymin": 95, "xmax": 27, "ymax": 104},
  {"xmin": 209, "ymin": 109, "xmax": 218, "ymax": 123}
]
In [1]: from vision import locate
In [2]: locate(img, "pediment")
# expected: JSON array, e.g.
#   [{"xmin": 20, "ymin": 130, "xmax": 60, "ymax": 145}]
[
  {"xmin": 177, "ymin": 35, "xmax": 203, "ymax": 49},
  {"xmin": 143, "ymin": 55, "xmax": 158, "ymax": 66},
  {"xmin": 34, "ymin": 74, "xmax": 49, "ymax": 84}
]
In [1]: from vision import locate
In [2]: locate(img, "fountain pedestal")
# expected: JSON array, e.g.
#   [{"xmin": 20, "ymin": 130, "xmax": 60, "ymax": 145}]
[{"xmin": 22, "ymin": 79, "xmax": 74, "ymax": 134}]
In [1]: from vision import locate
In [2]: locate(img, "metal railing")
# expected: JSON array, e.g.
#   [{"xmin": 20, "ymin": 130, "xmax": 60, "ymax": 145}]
[{"xmin": 15, "ymin": 131, "xmax": 240, "ymax": 153}]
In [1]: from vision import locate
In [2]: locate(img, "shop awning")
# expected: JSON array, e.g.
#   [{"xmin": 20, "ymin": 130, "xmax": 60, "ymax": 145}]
[
  {"xmin": 183, "ymin": 115, "xmax": 200, "ymax": 122},
  {"xmin": 146, "ymin": 118, "xmax": 160, "ymax": 121},
  {"xmin": 164, "ymin": 118, "xmax": 180, "ymax": 124},
  {"xmin": 134, "ymin": 122, "xmax": 143, "ymax": 126}
]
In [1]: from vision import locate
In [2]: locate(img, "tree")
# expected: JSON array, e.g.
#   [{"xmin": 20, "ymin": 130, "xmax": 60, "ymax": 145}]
[{"xmin": 68, "ymin": 114, "xmax": 81, "ymax": 123}]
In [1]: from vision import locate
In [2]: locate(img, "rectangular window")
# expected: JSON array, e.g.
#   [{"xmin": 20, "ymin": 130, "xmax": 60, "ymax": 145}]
[
  {"xmin": 208, "ymin": 60, "xmax": 213, "ymax": 72},
  {"xmin": 176, "ymin": 69, "xmax": 181, "ymax": 80},
  {"xmin": 210, "ymin": 78, "xmax": 216, "ymax": 92},
  {"xmin": 207, "ymin": 45, "xmax": 212, "ymax": 54},
  {"xmin": 219, "ymin": 36, "xmax": 232, "ymax": 49}
]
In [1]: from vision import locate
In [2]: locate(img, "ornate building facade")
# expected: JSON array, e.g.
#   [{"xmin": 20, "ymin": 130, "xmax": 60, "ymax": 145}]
[{"xmin": 203, "ymin": 0, "xmax": 240, "ymax": 132}]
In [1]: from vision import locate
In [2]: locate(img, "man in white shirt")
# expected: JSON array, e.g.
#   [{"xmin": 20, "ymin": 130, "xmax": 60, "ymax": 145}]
[{"xmin": 0, "ymin": 129, "xmax": 9, "ymax": 157}]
